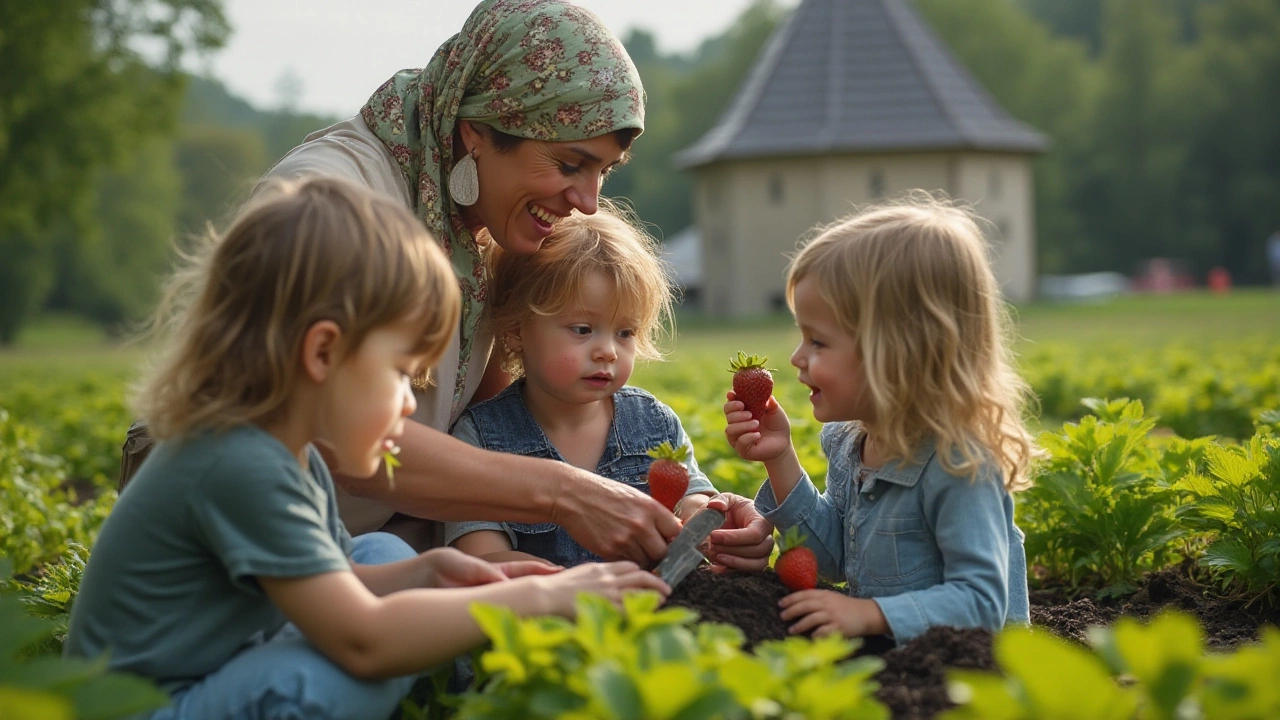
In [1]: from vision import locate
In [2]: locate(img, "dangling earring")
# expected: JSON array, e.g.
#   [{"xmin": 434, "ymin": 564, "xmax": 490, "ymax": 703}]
[{"xmin": 449, "ymin": 148, "xmax": 480, "ymax": 206}]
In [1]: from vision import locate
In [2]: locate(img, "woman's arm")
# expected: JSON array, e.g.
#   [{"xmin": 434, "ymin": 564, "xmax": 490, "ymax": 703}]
[
  {"xmin": 336, "ymin": 419, "xmax": 682, "ymax": 566},
  {"xmin": 469, "ymin": 351, "xmax": 513, "ymax": 406}
]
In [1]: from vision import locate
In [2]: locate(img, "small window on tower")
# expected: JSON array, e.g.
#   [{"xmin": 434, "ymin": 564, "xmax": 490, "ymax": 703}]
[{"xmin": 768, "ymin": 173, "xmax": 785, "ymax": 205}]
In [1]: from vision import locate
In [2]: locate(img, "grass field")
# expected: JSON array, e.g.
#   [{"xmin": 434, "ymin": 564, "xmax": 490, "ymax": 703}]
[
  {"xmin": 3, "ymin": 290, "xmax": 1278, "ymax": 383},
  {"xmin": 647, "ymin": 289, "xmax": 1280, "ymax": 374}
]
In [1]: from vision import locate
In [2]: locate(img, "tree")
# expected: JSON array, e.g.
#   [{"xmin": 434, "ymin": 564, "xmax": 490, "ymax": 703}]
[
  {"xmin": 609, "ymin": 0, "xmax": 786, "ymax": 239},
  {"xmin": 1176, "ymin": 0, "xmax": 1280, "ymax": 283},
  {"xmin": 46, "ymin": 138, "xmax": 183, "ymax": 328},
  {"xmin": 916, "ymin": 0, "xmax": 1098, "ymax": 273},
  {"xmin": 1074, "ymin": 0, "xmax": 1189, "ymax": 274},
  {"xmin": 0, "ymin": 0, "xmax": 228, "ymax": 343}
]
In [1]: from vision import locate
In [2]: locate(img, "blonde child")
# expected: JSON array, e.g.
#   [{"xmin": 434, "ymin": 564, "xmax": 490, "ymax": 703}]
[
  {"xmin": 724, "ymin": 194, "xmax": 1037, "ymax": 644},
  {"xmin": 446, "ymin": 204, "xmax": 719, "ymax": 567},
  {"xmin": 64, "ymin": 178, "xmax": 668, "ymax": 719}
]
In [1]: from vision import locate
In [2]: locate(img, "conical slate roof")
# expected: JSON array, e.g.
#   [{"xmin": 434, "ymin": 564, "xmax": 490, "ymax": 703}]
[{"xmin": 677, "ymin": 0, "xmax": 1048, "ymax": 168}]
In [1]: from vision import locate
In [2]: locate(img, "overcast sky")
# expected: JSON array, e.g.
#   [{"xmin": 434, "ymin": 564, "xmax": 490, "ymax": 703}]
[{"xmin": 201, "ymin": 0, "xmax": 798, "ymax": 117}]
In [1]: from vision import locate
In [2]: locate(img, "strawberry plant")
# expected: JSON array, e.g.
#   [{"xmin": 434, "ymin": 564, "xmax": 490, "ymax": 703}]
[
  {"xmin": 943, "ymin": 610, "xmax": 1280, "ymax": 720},
  {"xmin": 450, "ymin": 591, "xmax": 888, "ymax": 719},
  {"xmin": 1018, "ymin": 399, "xmax": 1185, "ymax": 596},
  {"xmin": 0, "ymin": 558, "xmax": 169, "ymax": 719},
  {"xmin": 1174, "ymin": 433, "xmax": 1280, "ymax": 605},
  {"xmin": 0, "ymin": 410, "xmax": 116, "ymax": 576}
]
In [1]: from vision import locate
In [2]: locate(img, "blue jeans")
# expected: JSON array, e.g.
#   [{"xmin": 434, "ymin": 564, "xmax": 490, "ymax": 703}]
[{"xmin": 146, "ymin": 532, "xmax": 420, "ymax": 720}]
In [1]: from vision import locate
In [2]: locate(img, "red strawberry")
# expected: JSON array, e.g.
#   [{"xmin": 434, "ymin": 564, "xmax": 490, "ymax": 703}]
[
  {"xmin": 774, "ymin": 527, "xmax": 818, "ymax": 591},
  {"xmin": 729, "ymin": 351, "xmax": 775, "ymax": 421},
  {"xmin": 646, "ymin": 442, "xmax": 690, "ymax": 512}
]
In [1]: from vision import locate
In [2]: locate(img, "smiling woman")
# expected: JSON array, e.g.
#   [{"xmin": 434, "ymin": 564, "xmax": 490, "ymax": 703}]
[{"xmin": 179, "ymin": 0, "xmax": 778, "ymax": 571}]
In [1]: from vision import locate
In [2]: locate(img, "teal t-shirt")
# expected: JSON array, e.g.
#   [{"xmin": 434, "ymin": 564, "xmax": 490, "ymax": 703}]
[{"xmin": 64, "ymin": 425, "xmax": 354, "ymax": 691}]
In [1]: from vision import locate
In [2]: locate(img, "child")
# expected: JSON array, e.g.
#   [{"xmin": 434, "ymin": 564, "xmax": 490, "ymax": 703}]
[
  {"xmin": 446, "ymin": 204, "xmax": 718, "ymax": 567},
  {"xmin": 724, "ymin": 194, "xmax": 1037, "ymax": 645},
  {"xmin": 63, "ymin": 177, "xmax": 669, "ymax": 719}
]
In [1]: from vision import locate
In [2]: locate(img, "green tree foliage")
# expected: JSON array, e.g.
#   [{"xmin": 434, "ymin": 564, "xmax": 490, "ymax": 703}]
[
  {"xmin": 609, "ymin": 0, "xmax": 785, "ymax": 238},
  {"xmin": 173, "ymin": 124, "xmax": 268, "ymax": 238},
  {"xmin": 1073, "ymin": 0, "xmax": 1190, "ymax": 275},
  {"xmin": 46, "ymin": 139, "xmax": 183, "ymax": 328},
  {"xmin": 0, "ymin": 0, "xmax": 228, "ymax": 343},
  {"xmin": 914, "ymin": 0, "xmax": 1099, "ymax": 275},
  {"xmin": 1175, "ymin": 0, "xmax": 1280, "ymax": 284}
]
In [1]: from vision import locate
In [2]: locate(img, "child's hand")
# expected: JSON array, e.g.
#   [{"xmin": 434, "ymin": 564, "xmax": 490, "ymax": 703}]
[
  {"xmin": 724, "ymin": 392, "xmax": 792, "ymax": 463},
  {"xmin": 493, "ymin": 559, "xmax": 564, "ymax": 579},
  {"xmin": 421, "ymin": 547, "xmax": 510, "ymax": 588},
  {"xmin": 540, "ymin": 561, "xmax": 670, "ymax": 617},
  {"xmin": 778, "ymin": 589, "xmax": 889, "ymax": 638},
  {"xmin": 704, "ymin": 493, "xmax": 775, "ymax": 573}
]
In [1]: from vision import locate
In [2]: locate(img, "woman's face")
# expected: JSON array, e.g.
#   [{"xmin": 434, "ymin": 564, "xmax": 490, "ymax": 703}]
[{"xmin": 461, "ymin": 125, "xmax": 628, "ymax": 254}]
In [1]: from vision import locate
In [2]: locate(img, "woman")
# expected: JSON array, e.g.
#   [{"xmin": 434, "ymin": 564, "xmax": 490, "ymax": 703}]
[{"xmin": 257, "ymin": 0, "xmax": 772, "ymax": 568}]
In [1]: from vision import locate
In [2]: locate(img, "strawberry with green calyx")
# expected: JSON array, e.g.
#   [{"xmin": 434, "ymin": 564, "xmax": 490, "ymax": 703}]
[
  {"xmin": 774, "ymin": 527, "xmax": 818, "ymax": 591},
  {"xmin": 646, "ymin": 441, "xmax": 690, "ymax": 513},
  {"xmin": 728, "ymin": 351, "xmax": 775, "ymax": 422}
]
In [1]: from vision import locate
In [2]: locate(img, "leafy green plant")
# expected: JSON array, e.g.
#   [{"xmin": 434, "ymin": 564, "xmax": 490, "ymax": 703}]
[
  {"xmin": 0, "ymin": 558, "xmax": 168, "ymax": 720},
  {"xmin": 1175, "ymin": 433, "xmax": 1280, "ymax": 605},
  {"xmin": 11, "ymin": 543, "xmax": 90, "ymax": 656},
  {"xmin": 0, "ymin": 410, "xmax": 116, "ymax": 576},
  {"xmin": 448, "ymin": 591, "xmax": 888, "ymax": 719},
  {"xmin": 942, "ymin": 610, "xmax": 1280, "ymax": 720},
  {"xmin": 1020, "ymin": 399, "xmax": 1186, "ymax": 596}
]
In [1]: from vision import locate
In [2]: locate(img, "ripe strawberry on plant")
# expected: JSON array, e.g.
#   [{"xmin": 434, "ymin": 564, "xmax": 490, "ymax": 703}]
[
  {"xmin": 774, "ymin": 527, "xmax": 818, "ymax": 591},
  {"xmin": 646, "ymin": 442, "xmax": 690, "ymax": 513},
  {"xmin": 728, "ymin": 351, "xmax": 774, "ymax": 422}
]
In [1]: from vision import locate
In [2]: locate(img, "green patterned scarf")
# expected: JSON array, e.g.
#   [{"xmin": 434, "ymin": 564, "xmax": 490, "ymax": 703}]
[{"xmin": 361, "ymin": 0, "xmax": 645, "ymax": 415}]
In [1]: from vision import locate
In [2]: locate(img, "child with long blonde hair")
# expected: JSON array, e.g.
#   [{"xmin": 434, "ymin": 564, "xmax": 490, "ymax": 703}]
[
  {"xmin": 724, "ymin": 193, "xmax": 1037, "ymax": 644},
  {"xmin": 64, "ymin": 177, "xmax": 668, "ymax": 719},
  {"xmin": 446, "ymin": 203, "xmax": 719, "ymax": 567}
]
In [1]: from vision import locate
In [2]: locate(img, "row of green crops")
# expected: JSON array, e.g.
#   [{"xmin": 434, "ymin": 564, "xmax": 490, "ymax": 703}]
[{"xmin": 2, "ymin": 333, "xmax": 1279, "ymax": 718}]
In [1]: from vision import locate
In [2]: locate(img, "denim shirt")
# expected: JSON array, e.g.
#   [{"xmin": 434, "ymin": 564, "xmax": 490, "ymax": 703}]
[
  {"xmin": 445, "ymin": 380, "xmax": 715, "ymax": 567},
  {"xmin": 755, "ymin": 422, "xmax": 1029, "ymax": 644}
]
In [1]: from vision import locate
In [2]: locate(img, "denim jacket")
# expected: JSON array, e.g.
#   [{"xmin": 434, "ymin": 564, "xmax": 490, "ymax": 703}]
[
  {"xmin": 445, "ymin": 380, "xmax": 715, "ymax": 567},
  {"xmin": 755, "ymin": 422, "xmax": 1029, "ymax": 644}
]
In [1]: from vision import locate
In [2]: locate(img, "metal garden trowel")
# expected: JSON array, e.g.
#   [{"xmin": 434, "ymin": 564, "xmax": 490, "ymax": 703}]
[{"xmin": 653, "ymin": 508, "xmax": 725, "ymax": 588}]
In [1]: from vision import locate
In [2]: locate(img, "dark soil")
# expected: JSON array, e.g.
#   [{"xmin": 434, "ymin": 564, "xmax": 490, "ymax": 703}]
[{"xmin": 666, "ymin": 566, "xmax": 1277, "ymax": 720}]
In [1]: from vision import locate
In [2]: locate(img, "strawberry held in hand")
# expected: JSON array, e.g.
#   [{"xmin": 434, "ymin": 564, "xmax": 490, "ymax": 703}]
[
  {"xmin": 646, "ymin": 441, "xmax": 690, "ymax": 513},
  {"xmin": 729, "ymin": 351, "xmax": 774, "ymax": 422},
  {"xmin": 774, "ymin": 527, "xmax": 818, "ymax": 591}
]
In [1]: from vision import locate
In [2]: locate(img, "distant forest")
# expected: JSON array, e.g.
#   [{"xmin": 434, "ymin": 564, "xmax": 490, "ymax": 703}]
[{"xmin": 2, "ymin": 0, "xmax": 1278, "ymax": 341}]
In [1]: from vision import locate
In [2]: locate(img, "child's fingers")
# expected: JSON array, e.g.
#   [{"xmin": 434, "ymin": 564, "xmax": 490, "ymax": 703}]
[
  {"xmin": 733, "ymin": 432, "xmax": 763, "ymax": 455},
  {"xmin": 778, "ymin": 589, "xmax": 822, "ymax": 611},
  {"xmin": 498, "ymin": 560, "xmax": 562, "ymax": 578},
  {"xmin": 812, "ymin": 623, "xmax": 841, "ymax": 638},
  {"xmin": 787, "ymin": 610, "xmax": 827, "ymax": 635},
  {"xmin": 722, "ymin": 399, "xmax": 746, "ymax": 416}
]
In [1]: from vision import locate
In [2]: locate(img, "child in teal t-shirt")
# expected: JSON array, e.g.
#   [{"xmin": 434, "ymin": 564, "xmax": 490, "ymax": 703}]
[{"xmin": 64, "ymin": 177, "xmax": 669, "ymax": 719}]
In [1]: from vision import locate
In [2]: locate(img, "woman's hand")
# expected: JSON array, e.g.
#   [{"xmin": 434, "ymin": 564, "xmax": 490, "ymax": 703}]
[
  {"xmin": 553, "ymin": 470, "xmax": 683, "ymax": 568},
  {"xmin": 725, "ymin": 393, "xmax": 792, "ymax": 463},
  {"xmin": 536, "ymin": 561, "xmax": 671, "ymax": 617},
  {"xmin": 779, "ymin": 589, "xmax": 889, "ymax": 638},
  {"xmin": 703, "ymin": 493, "xmax": 774, "ymax": 573}
]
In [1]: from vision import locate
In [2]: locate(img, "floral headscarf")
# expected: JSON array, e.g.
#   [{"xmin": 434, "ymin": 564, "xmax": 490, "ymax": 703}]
[{"xmin": 361, "ymin": 0, "xmax": 645, "ymax": 414}]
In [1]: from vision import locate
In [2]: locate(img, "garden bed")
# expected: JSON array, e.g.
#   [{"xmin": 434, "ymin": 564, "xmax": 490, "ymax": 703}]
[{"xmin": 667, "ymin": 567, "xmax": 1279, "ymax": 719}]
